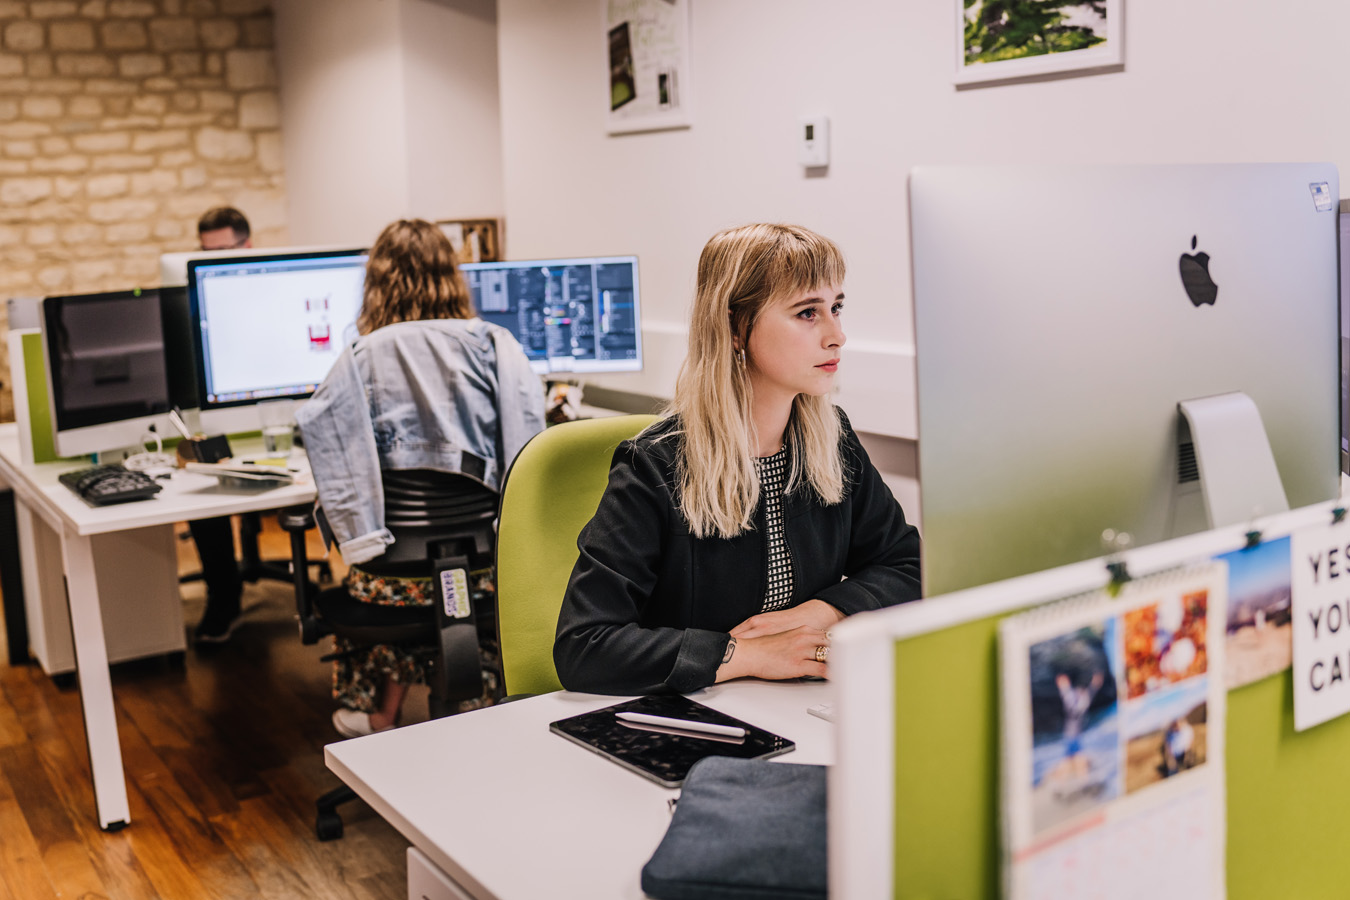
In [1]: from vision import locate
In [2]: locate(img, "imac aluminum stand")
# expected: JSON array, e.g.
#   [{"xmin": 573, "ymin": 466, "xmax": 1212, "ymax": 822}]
[{"xmin": 1167, "ymin": 393, "xmax": 1289, "ymax": 538}]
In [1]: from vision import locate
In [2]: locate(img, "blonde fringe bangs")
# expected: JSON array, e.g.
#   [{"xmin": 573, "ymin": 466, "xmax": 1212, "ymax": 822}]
[{"xmin": 662, "ymin": 224, "xmax": 848, "ymax": 539}]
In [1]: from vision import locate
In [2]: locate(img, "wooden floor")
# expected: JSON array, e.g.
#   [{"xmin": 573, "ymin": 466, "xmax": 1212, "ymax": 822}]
[{"xmin": 0, "ymin": 519, "xmax": 416, "ymax": 900}]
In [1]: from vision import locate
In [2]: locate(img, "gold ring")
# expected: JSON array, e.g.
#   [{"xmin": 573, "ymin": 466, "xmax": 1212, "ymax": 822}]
[{"xmin": 814, "ymin": 645, "xmax": 829, "ymax": 663}]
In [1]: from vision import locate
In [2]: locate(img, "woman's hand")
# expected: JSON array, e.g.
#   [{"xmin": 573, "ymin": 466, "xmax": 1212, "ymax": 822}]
[
  {"xmin": 729, "ymin": 599, "xmax": 844, "ymax": 639},
  {"xmin": 715, "ymin": 625, "xmax": 831, "ymax": 682}
]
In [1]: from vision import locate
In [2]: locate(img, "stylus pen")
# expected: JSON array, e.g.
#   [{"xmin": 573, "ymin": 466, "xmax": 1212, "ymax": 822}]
[{"xmin": 614, "ymin": 712, "xmax": 747, "ymax": 739}]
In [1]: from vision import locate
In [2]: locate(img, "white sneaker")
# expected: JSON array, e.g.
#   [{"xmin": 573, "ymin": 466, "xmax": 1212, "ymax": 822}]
[{"xmin": 331, "ymin": 708, "xmax": 395, "ymax": 739}]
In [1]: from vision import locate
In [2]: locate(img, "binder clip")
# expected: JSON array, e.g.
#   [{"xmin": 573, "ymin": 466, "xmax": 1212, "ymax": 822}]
[
  {"xmin": 1242, "ymin": 508, "xmax": 1265, "ymax": 550},
  {"xmin": 1101, "ymin": 529, "xmax": 1133, "ymax": 596},
  {"xmin": 1333, "ymin": 506, "xmax": 1347, "ymax": 525}
]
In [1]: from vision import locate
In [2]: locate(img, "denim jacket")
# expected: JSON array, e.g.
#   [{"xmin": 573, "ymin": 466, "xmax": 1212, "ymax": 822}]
[{"xmin": 295, "ymin": 318, "xmax": 545, "ymax": 564}]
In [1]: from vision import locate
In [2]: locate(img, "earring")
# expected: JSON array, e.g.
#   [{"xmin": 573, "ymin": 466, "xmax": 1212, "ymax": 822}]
[{"xmin": 735, "ymin": 347, "xmax": 746, "ymax": 368}]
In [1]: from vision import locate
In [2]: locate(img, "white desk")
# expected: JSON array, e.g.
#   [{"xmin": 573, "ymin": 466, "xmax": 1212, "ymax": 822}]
[
  {"xmin": 326, "ymin": 679, "xmax": 834, "ymax": 900},
  {"xmin": 0, "ymin": 422, "xmax": 317, "ymax": 830}
]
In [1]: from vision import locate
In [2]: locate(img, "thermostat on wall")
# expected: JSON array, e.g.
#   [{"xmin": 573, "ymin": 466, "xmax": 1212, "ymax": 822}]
[{"xmin": 799, "ymin": 116, "xmax": 829, "ymax": 168}]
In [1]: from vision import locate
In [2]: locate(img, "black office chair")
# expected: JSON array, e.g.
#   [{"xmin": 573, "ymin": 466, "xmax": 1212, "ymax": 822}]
[
  {"xmin": 280, "ymin": 469, "xmax": 501, "ymax": 841},
  {"xmin": 179, "ymin": 511, "xmax": 332, "ymax": 587}
]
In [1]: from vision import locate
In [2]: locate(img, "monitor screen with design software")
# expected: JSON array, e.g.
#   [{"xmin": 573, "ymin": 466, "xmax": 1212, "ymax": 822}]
[
  {"xmin": 911, "ymin": 163, "xmax": 1341, "ymax": 597},
  {"xmin": 461, "ymin": 256, "xmax": 642, "ymax": 375},
  {"xmin": 186, "ymin": 249, "xmax": 367, "ymax": 431}
]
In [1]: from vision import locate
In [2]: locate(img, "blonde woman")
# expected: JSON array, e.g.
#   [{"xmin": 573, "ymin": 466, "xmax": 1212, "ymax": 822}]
[{"xmin": 554, "ymin": 224, "xmax": 921, "ymax": 695}]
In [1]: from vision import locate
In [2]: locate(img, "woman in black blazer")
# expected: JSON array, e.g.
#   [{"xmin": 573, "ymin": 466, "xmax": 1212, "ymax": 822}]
[{"xmin": 555, "ymin": 224, "xmax": 922, "ymax": 695}]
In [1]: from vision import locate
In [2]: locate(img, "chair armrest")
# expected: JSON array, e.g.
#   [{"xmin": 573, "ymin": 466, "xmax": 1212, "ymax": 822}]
[{"xmin": 278, "ymin": 505, "xmax": 315, "ymax": 532}]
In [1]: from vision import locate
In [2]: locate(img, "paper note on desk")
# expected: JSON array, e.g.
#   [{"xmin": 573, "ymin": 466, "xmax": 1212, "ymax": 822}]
[
  {"xmin": 247, "ymin": 456, "xmax": 291, "ymax": 468},
  {"xmin": 184, "ymin": 462, "xmax": 296, "ymax": 486}
]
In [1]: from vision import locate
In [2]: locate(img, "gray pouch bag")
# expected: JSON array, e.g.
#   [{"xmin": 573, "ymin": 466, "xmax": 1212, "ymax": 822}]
[{"xmin": 640, "ymin": 756, "xmax": 827, "ymax": 900}]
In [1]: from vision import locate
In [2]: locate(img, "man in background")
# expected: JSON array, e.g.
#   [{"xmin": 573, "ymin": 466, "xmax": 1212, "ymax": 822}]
[
  {"xmin": 198, "ymin": 206, "xmax": 252, "ymax": 252},
  {"xmin": 188, "ymin": 206, "xmax": 251, "ymax": 642}
]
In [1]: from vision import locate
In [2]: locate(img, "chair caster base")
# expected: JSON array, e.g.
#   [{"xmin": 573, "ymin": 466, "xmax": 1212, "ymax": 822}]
[
  {"xmin": 314, "ymin": 783, "xmax": 358, "ymax": 841},
  {"xmin": 316, "ymin": 810, "xmax": 344, "ymax": 842}
]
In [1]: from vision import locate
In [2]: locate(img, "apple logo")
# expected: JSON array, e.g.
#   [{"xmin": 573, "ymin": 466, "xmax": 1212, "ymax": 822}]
[{"xmin": 1179, "ymin": 235, "xmax": 1218, "ymax": 307}]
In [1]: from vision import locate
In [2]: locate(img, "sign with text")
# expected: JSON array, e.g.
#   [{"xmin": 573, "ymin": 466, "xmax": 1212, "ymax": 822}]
[{"xmin": 1290, "ymin": 519, "xmax": 1350, "ymax": 731}]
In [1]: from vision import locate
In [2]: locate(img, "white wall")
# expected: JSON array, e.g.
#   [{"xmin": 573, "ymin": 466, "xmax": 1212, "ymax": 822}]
[
  {"xmin": 496, "ymin": 0, "xmax": 1350, "ymax": 448},
  {"xmin": 273, "ymin": 0, "xmax": 410, "ymax": 245},
  {"xmin": 274, "ymin": 0, "xmax": 504, "ymax": 246},
  {"xmin": 402, "ymin": 0, "xmax": 504, "ymax": 222}
]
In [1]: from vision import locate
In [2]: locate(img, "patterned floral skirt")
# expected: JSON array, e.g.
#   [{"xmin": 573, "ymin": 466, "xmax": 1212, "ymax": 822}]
[{"xmin": 332, "ymin": 564, "xmax": 501, "ymax": 714}]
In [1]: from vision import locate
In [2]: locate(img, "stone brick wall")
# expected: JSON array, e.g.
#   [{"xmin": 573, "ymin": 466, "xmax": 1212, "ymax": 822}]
[{"xmin": 0, "ymin": 0, "xmax": 288, "ymax": 421}]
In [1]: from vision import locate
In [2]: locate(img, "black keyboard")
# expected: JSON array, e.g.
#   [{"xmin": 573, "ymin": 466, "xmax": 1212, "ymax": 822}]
[{"xmin": 58, "ymin": 464, "xmax": 163, "ymax": 506}]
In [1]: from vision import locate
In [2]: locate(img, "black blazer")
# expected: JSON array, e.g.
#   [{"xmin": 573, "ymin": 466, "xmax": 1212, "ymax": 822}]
[{"xmin": 554, "ymin": 411, "xmax": 922, "ymax": 695}]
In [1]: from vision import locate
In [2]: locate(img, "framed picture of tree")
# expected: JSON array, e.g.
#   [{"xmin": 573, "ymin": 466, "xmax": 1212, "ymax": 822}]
[{"xmin": 956, "ymin": 0, "xmax": 1122, "ymax": 86}]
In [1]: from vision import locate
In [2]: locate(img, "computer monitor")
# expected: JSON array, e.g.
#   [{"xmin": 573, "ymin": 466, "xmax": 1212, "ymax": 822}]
[
  {"xmin": 159, "ymin": 244, "xmax": 354, "ymax": 288},
  {"xmin": 1339, "ymin": 199, "xmax": 1350, "ymax": 474},
  {"xmin": 40, "ymin": 288, "xmax": 176, "ymax": 458},
  {"xmin": 460, "ymin": 255, "xmax": 642, "ymax": 375},
  {"xmin": 911, "ymin": 163, "xmax": 1341, "ymax": 596},
  {"xmin": 186, "ymin": 249, "xmax": 367, "ymax": 434},
  {"xmin": 7, "ymin": 296, "xmax": 40, "ymax": 330}
]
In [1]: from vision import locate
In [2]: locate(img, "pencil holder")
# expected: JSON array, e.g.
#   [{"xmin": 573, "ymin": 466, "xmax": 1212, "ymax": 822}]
[{"xmin": 176, "ymin": 434, "xmax": 232, "ymax": 464}]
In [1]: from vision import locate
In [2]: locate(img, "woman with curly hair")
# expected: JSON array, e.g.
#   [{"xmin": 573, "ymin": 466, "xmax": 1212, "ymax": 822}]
[{"xmin": 298, "ymin": 219, "xmax": 545, "ymax": 736}]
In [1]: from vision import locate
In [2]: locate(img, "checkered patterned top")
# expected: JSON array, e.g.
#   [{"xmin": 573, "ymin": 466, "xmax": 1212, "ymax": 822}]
[{"xmin": 754, "ymin": 448, "xmax": 794, "ymax": 612}]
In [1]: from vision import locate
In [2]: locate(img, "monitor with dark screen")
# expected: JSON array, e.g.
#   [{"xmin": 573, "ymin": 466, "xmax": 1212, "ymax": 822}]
[{"xmin": 41, "ymin": 288, "xmax": 174, "ymax": 457}]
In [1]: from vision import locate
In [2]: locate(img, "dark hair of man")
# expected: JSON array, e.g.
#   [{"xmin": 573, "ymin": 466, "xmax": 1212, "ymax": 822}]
[
  {"xmin": 357, "ymin": 219, "xmax": 474, "ymax": 334},
  {"xmin": 196, "ymin": 206, "xmax": 251, "ymax": 240}
]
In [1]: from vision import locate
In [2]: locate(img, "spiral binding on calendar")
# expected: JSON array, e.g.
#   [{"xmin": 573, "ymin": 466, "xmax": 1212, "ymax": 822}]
[{"xmin": 1003, "ymin": 562, "xmax": 1213, "ymax": 631}]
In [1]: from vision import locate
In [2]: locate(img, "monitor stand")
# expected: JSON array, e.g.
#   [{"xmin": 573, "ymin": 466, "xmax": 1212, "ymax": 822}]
[{"xmin": 1167, "ymin": 392, "xmax": 1289, "ymax": 538}]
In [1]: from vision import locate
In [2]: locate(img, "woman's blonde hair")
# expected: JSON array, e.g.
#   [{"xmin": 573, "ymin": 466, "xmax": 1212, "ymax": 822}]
[
  {"xmin": 357, "ymin": 219, "xmax": 473, "ymax": 334},
  {"xmin": 667, "ymin": 223, "xmax": 846, "ymax": 539}
]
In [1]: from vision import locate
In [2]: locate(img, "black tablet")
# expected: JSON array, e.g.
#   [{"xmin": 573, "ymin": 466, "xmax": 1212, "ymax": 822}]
[{"xmin": 549, "ymin": 695, "xmax": 795, "ymax": 787}]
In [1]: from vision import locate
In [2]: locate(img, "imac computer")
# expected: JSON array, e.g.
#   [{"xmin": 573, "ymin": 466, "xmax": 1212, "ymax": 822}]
[
  {"xmin": 460, "ymin": 256, "xmax": 642, "ymax": 375},
  {"xmin": 159, "ymin": 244, "xmax": 354, "ymax": 288},
  {"xmin": 911, "ymin": 163, "xmax": 1341, "ymax": 597},
  {"xmin": 1339, "ymin": 199, "xmax": 1350, "ymax": 474},
  {"xmin": 40, "ymin": 288, "xmax": 184, "ymax": 458},
  {"xmin": 186, "ymin": 249, "xmax": 367, "ymax": 434}
]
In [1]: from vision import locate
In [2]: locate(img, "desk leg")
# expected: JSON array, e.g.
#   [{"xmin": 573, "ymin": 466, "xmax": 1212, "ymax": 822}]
[
  {"xmin": 61, "ymin": 529, "xmax": 130, "ymax": 831},
  {"xmin": 0, "ymin": 489, "xmax": 30, "ymax": 665}
]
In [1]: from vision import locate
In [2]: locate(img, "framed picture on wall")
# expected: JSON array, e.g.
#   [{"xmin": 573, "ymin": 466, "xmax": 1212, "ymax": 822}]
[
  {"xmin": 956, "ymin": 0, "xmax": 1123, "ymax": 87},
  {"xmin": 436, "ymin": 219, "xmax": 501, "ymax": 265},
  {"xmin": 605, "ymin": 0, "xmax": 692, "ymax": 134}
]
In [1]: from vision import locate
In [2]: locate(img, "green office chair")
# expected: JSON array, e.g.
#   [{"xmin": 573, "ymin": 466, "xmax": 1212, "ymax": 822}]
[{"xmin": 496, "ymin": 414, "xmax": 657, "ymax": 696}]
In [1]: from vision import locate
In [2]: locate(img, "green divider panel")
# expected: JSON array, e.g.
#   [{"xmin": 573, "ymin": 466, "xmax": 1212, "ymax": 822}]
[
  {"xmin": 891, "ymin": 614, "xmax": 1350, "ymax": 899},
  {"xmin": 894, "ymin": 614, "xmax": 1003, "ymax": 899},
  {"xmin": 22, "ymin": 331, "xmax": 61, "ymax": 463},
  {"xmin": 1226, "ymin": 670, "xmax": 1350, "ymax": 898}
]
